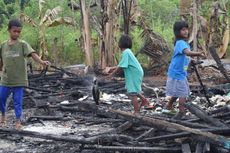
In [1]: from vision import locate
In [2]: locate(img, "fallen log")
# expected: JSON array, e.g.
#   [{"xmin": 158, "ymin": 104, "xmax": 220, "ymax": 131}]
[
  {"xmin": 151, "ymin": 115, "xmax": 212, "ymax": 129},
  {"xmin": 144, "ymin": 127, "xmax": 230, "ymax": 142},
  {"xmin": 0, "ymin": 128, "xmax": 135, "ymax": 145},
  {"xmin": 109, "ymin": 109, "xmax": 230, "ymax": 149},
  {"xmin": 0, "ymin": 128, "xmax": 89, "ymax": 144},
  {"xmin": 83, "ymin": 145, "xmax": 181, "ymax": 153},
  {"xmin": 144, "ymin": 131, "xmax": 190, "ymax": 142},
  {"xmin": 185, "ymin": 103, "xmax": 227, "ymax": 127},
  {"xmin": 209, "ymin": 105, "xmax": 230, "ymax": 115},
  {"xmin": 187, "ymin": 110, "xmax": 230, "ymax": 123}
]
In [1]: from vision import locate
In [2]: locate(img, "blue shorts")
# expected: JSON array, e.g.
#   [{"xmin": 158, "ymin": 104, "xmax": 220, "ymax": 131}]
[{"xmin": 166, "ymin": 77, "xmax": 190, "ymax": 98}]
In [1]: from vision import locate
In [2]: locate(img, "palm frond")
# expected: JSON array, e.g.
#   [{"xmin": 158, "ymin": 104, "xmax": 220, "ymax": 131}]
[
  {"xmin": 39, "ymin": 0, "xmax": 46, "ymax": 12},
  {"xmin": 20, "ymin": 13, "xmax": 37, "ymax": 27},
  {"xmin": 41, "ymin": 6, "xmax": 62, "ymax": 25},
  {"xmin": 47, "ymin": 17, "xmax": 75, "ymax": 27}
]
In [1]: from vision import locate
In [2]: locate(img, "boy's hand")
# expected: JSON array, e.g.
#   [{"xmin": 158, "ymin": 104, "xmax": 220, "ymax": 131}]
[
  {"xmin": 199, "ymin": 51, "xmax": 206, "ymax": 58},
  {"xmin": 41, "ymin": 60, "xmax": 51, "ymax": 66}
]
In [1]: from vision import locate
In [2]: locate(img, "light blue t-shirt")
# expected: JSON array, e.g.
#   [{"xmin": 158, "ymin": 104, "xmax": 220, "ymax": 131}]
[
  {"xmin": 118, "ymin": 48, "xmax": 144, "ymax": 93},
  {"xmin": 167, "ymin": 40, "xmax": 190, "ymax": 80}
]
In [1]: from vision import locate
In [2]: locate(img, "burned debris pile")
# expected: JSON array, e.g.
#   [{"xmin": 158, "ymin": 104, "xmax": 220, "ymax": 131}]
[{"xmin": 0, "ymin": 65, "xmax": 230, "ymax": 153}]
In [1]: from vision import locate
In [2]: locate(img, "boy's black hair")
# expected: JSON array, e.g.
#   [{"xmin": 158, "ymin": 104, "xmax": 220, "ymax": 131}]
[
  {"xmin": 173, "ymin": 20, "xmax": 188, "ymax": 41},
  {"xmin": 119, "ymin": 34, "xmax": 132, "ymax": 49},
  {"xmin": 8, "ymin": 19, "xmax": 22, "ymax": 30}
]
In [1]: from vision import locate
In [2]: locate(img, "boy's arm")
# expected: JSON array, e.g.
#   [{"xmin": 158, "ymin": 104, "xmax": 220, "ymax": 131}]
[
  {"xmin": 184, "ymin": 49, "xmax": 204, "ymax": 57},
  {"xmin": 31, "ymin": 52, "xmax": 50, "ymax": 66}
]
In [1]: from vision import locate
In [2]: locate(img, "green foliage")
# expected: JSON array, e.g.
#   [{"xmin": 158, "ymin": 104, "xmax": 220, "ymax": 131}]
[
  {"xmin": 2, "ymin": 0, "xmax": 213, "ymax": 66},
  {"xmin": 139, "ymin": 0, "xmax": 179, "ymax": 48}
]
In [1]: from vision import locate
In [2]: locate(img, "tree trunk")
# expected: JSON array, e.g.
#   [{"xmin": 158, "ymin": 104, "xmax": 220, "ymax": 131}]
[
  {"xmin": 100, "ymin": 0, "xmax": 107, "ymax": 69},
  {"xmin": 122, "ymin": 0, "xmax": 132, "ymax": 34},
  {"xmin": 100, "ymin": 0, "xmax": 120, "ymax": 68},
  {"xmin": 79, "ymin": 0, "xmax": 93, "ymax": 66},
  {"xmin": 52, "ymin": 37, "xmax": 59, "ymax": 66},
  {"xmin": 217, "ymin": 4, "xmax": 229, "ymax": 58},
  {"xmin": 191, "ymin": 0, "xmax": 198, "ymax": 52},
  {"xmin": 39, "ymin": 24, "xmax": 47, "ymax": 59}
]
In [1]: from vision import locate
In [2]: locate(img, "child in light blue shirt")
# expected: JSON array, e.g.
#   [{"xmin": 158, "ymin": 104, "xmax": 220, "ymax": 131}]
[{"xmin": 166, "ymin": 21, "xmax": 204, "ymax": 118}]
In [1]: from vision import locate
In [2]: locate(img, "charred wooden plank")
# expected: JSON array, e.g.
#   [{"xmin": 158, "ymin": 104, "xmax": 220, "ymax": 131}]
[
  {"xmin": 89, "ymin": 121, "xmax": 133, "ymax": 137},
  {"xmin": 185, "ymin": 103, "xmax": 227, "ymax": 127},
  {"xmin": 144, "ymin": 132, "xmax": 190, "ymax": 142},
  {"xmin": 109, "ymin": 109, "xmax": 230, "ymax": 148},
  {"xmin": 135, "ymin": 128, "xmax": 156, "ymax": 141},
  {"xmin": 203, "ymin": 142, "xmax": 210, "ymax": 152},
  {"xmin": 209, "ymin": 105, "xmax": 230, "ymax": 115},
  {"xmin": 0, "ymin": 128, "xmax": 136, "ymax": 145},
  {"xmin": 27, "ymin": 116, "xmax": 71, "ymax": 121},
  {"xmin": 25, "ymin": 86, "xmax": 57, "ymax": 93},
  {"xmin": 151, "ymin": 115, "xmax": 212, "ymax": 129},
  {"xmin": 181, "ymin": 143, "xmax": 191, "ymax": 153},
  {"xmin": 83, "ymin": 145, "xmax": 181, "ymax": 153},
  {"xmin": 144, "ymin": 127, "xmax": 230, "ymax": 142},
  {"xmin": 195, "ymin": 142, "xmax": 204, "ymax": 153},
  {"xmin": 116, "ymin": 121, "xmax": 133, "ymax": 134}
]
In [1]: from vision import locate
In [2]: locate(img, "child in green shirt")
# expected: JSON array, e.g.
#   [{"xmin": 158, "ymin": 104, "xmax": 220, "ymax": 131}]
[
  {"xmin": 109, "ymin": 34, "xmax": 152, "ymax": 114},
  {"xmin": 0, "ymin": 19, "xmax": 50, "ymax": 129}
]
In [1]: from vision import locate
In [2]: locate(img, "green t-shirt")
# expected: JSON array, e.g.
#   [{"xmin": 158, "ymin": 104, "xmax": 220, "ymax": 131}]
[
  {"xmin": 118, "ymin": 48, "xmax": 144, "ymax": 93},
  {"xmin": 0, "ymin": 39, "xmax": 35, "ymax": 86}
]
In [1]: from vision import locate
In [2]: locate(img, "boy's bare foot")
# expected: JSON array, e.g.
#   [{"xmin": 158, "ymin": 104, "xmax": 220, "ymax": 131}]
[
  {"xmin": 0, "ymin": 116, "xmax": 6, "ymax": 127},
  {"xmin": 165, "ymin": 100, "xmax": 174, "ymax": 110},
  {"xmin": 15, "ymin": 120, "xmax": 22, "ymax": 130}
]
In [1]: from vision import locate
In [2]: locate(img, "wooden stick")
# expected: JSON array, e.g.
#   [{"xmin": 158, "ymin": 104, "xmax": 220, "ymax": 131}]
[{"xmin": 135, "ymin": 128, "xmax": 156, "ymax": 141}]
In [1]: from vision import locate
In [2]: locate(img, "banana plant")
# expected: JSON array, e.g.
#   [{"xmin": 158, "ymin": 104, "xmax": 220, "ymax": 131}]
[
  {"xmin": 179, "ymin": 0, "xmax": 229, "ymax": 58},
  {"xmin": 20, "ymin": 0, "xmax": 75, "ymax": 58}
]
